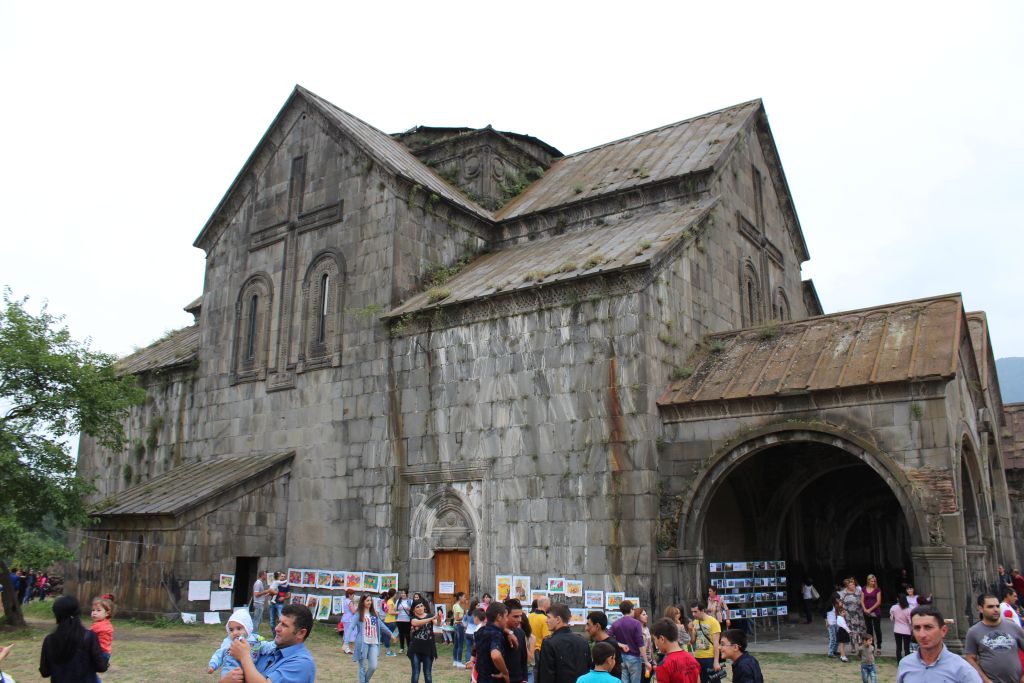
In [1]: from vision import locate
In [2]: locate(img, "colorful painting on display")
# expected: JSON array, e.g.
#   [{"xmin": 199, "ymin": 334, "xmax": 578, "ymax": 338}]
[
  {"xmin": 512, "ymin": 576, "xmax": 531, "ymax": 601},
  {"xmin": 624, "ymin": 596, "xmax": 640, "ymax": 608},
  {"xmin": 301, "ymin": 570, "xmax": 317, "ymax": 588},
  {"xmin": 331, "ymin": 572, "xmax": 345, "ymax": 588},
  {"xmin": 304, "ymin": 594, "xmax": 319, "ymax": 611},
  {"xmin": 316, "ymin": 596, "xmax": 333, "ymax": 621},
  {"xmin": 363, "ymin": 573, "xmax": 380, "ymax": 592},
  {"xmin": 496, "ymin": 575, "xmax": 513, "ymax": 601},
  {"xmin": 569, "ymin": 608, "xmax": 587, "ymax": 626},
  {"xmin": 345, "ymin": 572, "xmax": 363, "ymax": 590},
  {"xmin": 288, "ymin": 569, "xmax": 303, "ymax": 585},
  {"xmin": 316, "ymin": 571, "xmax": 333, "ymax": 589},
  {"xmin": 565, "ymin": 580, "xmax": 583, "ymax": 598},
  {"xmin": 380, "ymin": 573, "xmax": 399, "ymax": 592},
  {"xmin": 584, "ymin": 591, "xmax": 604, "ymax": 609},
  {"xmin": 605, "ymin": 592, "xmax": 624, "ymax": 610},
  {"xmin": 546, "ymin": 577, "xmax": 566, "ymax": 594},
  {"xmin": 332, "ymin": 596, "xmax": 346, "ymax": 614},
  {"xmin": 290, "ymin": 593, "xmax": 306, "ymax": 606},
  {"xmin": 607, "ymin": 611, "xmax": 623, "ymax": 623},
  {"xmin": 218, "ymin": 574, "xmax": 234, "ymax": 590}
]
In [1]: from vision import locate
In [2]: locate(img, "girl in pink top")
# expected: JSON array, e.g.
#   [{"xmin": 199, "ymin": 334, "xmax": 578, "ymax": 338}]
[
  {"xmin": 888, "ymin": 593, "xmax": 913, "ymax": 660},
  {"xmin": 861, "ymin": 574, "xmax": 882, "ymax": 655}
]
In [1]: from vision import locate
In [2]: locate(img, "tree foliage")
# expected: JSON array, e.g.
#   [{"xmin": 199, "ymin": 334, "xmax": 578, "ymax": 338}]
[{"xmin": 0, "ymin": 289, "xmax": 144, "ymax": 624}]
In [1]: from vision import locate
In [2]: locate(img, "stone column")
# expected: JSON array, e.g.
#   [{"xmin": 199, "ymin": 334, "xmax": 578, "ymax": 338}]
[
  {"xmin": 678, "ymin": 548, "xmax": 705, "ymax": 605},
  {"xmin": 912, "ymin": 545, "xmax": 963, "ymax": 651}
]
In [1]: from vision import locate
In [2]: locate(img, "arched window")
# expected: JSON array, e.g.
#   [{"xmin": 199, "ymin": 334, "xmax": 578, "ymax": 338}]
[
  {"xmin": 774, "ymin": 288, "xmax": 791, "ymax": 322},
  {"xmin": 302, "ymin": 252, "xmax": 343, "ymax": 369},
  {"xmin": 234, "ymin": 274, "xmax": 273, "ymax": 382},
  {"xmin": 741, "ymin": 260, "xmax": 762, "ymax": 327}
]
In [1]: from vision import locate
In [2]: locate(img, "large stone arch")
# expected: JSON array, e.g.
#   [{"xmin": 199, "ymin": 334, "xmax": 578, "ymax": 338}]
[{"xmin": 678, "ymin": 422, "xmax": 929, "ymax": 553}]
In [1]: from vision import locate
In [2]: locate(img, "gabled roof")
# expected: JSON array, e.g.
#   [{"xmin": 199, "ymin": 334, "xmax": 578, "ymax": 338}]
[
  {"xmin": 92, "ymin": 452, "xmax": 294, "ymax": 516},
  {"xmin": 495, "ymin": 100, "xmax": 761, "ymax": 220},
  {"xmin": 194, "ymin": 86, "xmax": 492, "ymax": 251},
  {"xmin": 658, "ymin": 294, "xmax": 967, "ymax": 408},
  {"xmin": 385, "ymin": 196, "xmax": 717, "ymax": 319},
  {"xmin": 117, "ymin": 325, "xmax": 199, "ymax": 376}
]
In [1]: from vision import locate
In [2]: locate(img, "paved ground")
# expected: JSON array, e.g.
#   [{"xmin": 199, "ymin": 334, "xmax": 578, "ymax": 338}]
[{"xmin": 746, "ymin": 618, "xmax": 837, "ymax": 655}]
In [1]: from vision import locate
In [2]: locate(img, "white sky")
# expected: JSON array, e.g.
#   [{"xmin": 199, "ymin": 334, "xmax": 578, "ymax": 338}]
[{"xmin": 1, "ymin": 1, "xmax": 1021, "ymax": 360}]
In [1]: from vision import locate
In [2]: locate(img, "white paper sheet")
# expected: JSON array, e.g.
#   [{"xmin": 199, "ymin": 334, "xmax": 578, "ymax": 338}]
[
  {"xmin": 181, "ymin": 612, "xmax": 197, "ymax": 624},
  {"xmin": 439, "ymin": 581, "xmax": 455, "ymax": 593},
  {"xmin": 204, "ymin": 612, "xmax": 221, "ymax": 624},
  {"xmin": 188, "ymin": 580, "xmax": 212, "ymax": 601},
  {"xmin": 209, "ymin": 590, "xmax": 232, "ymax": 611}
]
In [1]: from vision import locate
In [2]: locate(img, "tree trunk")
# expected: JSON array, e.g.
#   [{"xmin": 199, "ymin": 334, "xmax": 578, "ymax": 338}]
[{"xmin": 0, "ymin": 561, "xmax": 26, "ymax": 627}]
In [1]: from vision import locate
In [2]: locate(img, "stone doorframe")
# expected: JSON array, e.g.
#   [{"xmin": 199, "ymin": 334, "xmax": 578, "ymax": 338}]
[{"xmin": 408, "ymin": 485, "xmax": 481, "ymax": 598}]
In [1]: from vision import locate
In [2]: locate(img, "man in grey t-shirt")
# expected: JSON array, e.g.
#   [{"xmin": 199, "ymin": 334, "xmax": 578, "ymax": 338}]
[{"xmin": 965, "ymin": 594, "xmax": 1024, "ymax": 683}]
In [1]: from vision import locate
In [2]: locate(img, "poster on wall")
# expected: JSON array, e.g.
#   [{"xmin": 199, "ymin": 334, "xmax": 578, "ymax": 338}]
[
  {"xmin": 512, "ymin": 576, "xmax": 531, "ymax": 601},
  {"xmin": 332, "ymin": 596, "xmax": 346, "ymax": 614},
  {"xmin": 219, "ymin": 574, "xmax": 235, "ymax": 590},
  {"xmin": 331, "ymin": 572, "xmax": 345, "ymax": 588},
  {"xmin": 584, "ymin": 591, "xmax": 604, "ymax": 609},
  {"xmin": 380, "ymin": 573, "xmax": 399, "ymax": 592},
  {"xmin": 565, "ymin": 580, "xmax": 583, "ymax": 598},
  {"xmin": 302, "ymin": 570, "xmax": 317, "ymax": 588},
  {"xmin": 345, "ymin": 572, "xmax": 363, "ymax": 591},
  {"xmin": 531, "ymin": 590, "xmax": 549, "ymax": 604},
  {"xmin": 188, "ymin": 581, "xmax": 212, "ymax": 601},
  {"xmin": 288, "ymin": 569, "xmax": 303, "ymax": 586},
  {"xmin": 304, "ymin": 595, "xmax": 319, "ymax": 611},
  {"xmin": 316, "ymin": 596, "xmax": 333, "ymax": 621},
  {"xmin": 316, "ymin": 571, "xmax": 333, "ymax": 589},
  {"xmin": 605, "ymin": 592, "xmax": 624, "ymax": 611},
  {"xmin": 290, "ymin": 594, "xmax": 306, "ymax": 606},
  {"xmin": 569, "ymin": 608, "xmax": 587, "ymax": 625},
  {"xmin": 624, "ymin": 596, "xmax": 640, "ymax": 609},
  {"xmin": 209, "ymin": 591, "xmax": 232, "ymax": 611},
  {"xmin": 547, "ymin": 577, "xmax": 566, "ymax": 594},
  {"xmin": 363, "ymin": 573, "xmax": 380, "ymax": 593},
  {"xmin": 606, "ymin": 611, "xmax": 623, "ymax": 624},
  {"xmin": 496, "ymin": 575, "xmax": 513, "ymax": 601}
]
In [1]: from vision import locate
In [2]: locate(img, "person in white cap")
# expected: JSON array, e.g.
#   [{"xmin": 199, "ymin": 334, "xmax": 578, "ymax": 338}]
[{"xmin": 208, "ymin": 607, "xmax": 275, "ymax": 675}]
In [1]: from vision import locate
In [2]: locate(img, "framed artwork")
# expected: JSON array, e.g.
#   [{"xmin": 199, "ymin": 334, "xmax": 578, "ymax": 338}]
[
  {"xmin": 316, "ymin": 571, "xmax": 333, "ymax": 589},
  {"xmin": 584, "ymin": 591, "xmax": 604, "ymax": 609},
  {"xmin": 331, "ymin": 572, "xmax": 345, "ymax": 588},
  {"xmin": 607, "ymin": 611, "xmax": 623, "ymax": 624},
  {"xmin": 290, "ymin": 593, "xmax": 306, "ymax": 606},
  {"xmin": 512, "ymin": 576, "xmax": 531, "ymax": 601},
  {"xmin": 605, "ymin": 592, "xmax": 624, "ymax": 611},
  {"xmin": 304, "ymin": 594, "xmax": 319, "ymax": 611},
  {"xmin": 547, "ymin": 577, "xmax": 566, "ymax": 594},
  {"xmin": 569, "ymin": 608, "xmax": 586, "ymax": 625},
  {"xmin": 301, "ymin": 570, "xmax": 317, "ymax": 588},
  {"xmin": 288, "ymin": 569, "xmax": 302, "ymax": 586},
  {"xmin": 332, "ymin": 596, "xmax": 346, "ymax": 614},
  {"xmin": 316, "ymin": 596, "xmax": 333, "ymax": 621},
  {"xmin": 496, "ymin": 575, "xmax": 513, "ymax": 601},
  {"xmin": 218, "ymin": 574, "xmax": 235, "ymax": 590},
  {"xmin": 363, "ymin": 573, "xmax": 380, "ymax": 593},
  {"xmin": 345, "ymin": 572, "xmax": 363, "ymax": 591},
  {"xmin": 733, "ymin": 562, "xmax": 748, "ymax": 571},
  {"xmin": 565, "ymin": 580, "xmax": 583, "ymax": 598},
  {"xmin": 624, "ymin": 596, "xmax": 640, "ymax": 608},
  {"xmin": 380, "ymin": 574, "xmax": 399, "ymax": 592},
  {"xmin": 531, "ymin": 590, "xmax": 549, "ymax": 604}
]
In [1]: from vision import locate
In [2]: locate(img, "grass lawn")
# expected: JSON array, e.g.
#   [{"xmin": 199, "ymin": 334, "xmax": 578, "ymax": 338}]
[{"xmin": 0, "ymin": 603, "xmax": 899, "ymax": 682}]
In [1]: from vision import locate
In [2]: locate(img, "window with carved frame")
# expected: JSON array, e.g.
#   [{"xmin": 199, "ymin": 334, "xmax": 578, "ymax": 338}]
[
  {"xmin": 741, "ymin": 260, "xmax": 762, "ymax": 327},
  {"xmin": 302, "ymin": 252, "xmax": 343, "ymax": 368},
  {"xmin": 234, "ymin": 274, "xmax": 273, "ymax": 381},
  {"xmin": 774, "ymin": 288, "xmax": 791, "ymax": 322}
]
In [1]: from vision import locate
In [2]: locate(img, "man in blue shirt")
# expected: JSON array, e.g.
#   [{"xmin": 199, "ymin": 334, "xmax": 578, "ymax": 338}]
[
  {"xmin": 897, "ymin": 605, "xmax": 982, "ymax": 682},
  {"xmin": 475, "ymin": 602, "xmax": 512, "ymax": 683},
  {"xmin": 221, "ymin": 604, "xmax": 317, "ymax": 683}
]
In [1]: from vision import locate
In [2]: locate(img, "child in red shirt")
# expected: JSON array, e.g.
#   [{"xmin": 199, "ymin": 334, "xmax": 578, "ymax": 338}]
[
  {"xmin": 90, "ymin": 595, "xmax": 115, "ymax": 663},
  {"xmin": 651, "ymin": 618, "xmax": 700, "ymax": 683}
]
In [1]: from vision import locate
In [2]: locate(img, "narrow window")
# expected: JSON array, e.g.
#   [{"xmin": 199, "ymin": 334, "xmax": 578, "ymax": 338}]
[
  {"xmin": 246, "ymin": 294, "xmax": 258, "ymax": 360},
  {"xmin": 747, "ymin": 280, "xmax": 757, "ymax": 324},
  {"xmin": 104, "ymin": 534, "xmax": 111, "ymax": 557},
  {"xmin": 318, "ymin": 273, "xmax": 330, "ymax": 346},
  {"xmin": 136, "ymin": 535, "xmax": 144, "ymax": 563}
]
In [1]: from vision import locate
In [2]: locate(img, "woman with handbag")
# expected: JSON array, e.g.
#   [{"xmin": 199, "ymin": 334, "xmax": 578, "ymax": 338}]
[{"xmin": 801, "ymin": 578, "xmax": 819, "ymax": 624}]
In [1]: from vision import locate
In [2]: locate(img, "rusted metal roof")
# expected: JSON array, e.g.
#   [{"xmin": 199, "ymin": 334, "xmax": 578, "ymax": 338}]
[
  {"xmin": 385, "ymin": 196, "xmax": 717, "ymax": 319},
  {"xmin": 117, "ymin": 325, "xmax": 199, "ymax": 376},
  {"xmin": 298, "ymin": 87, "xmax": 491, "ymax": 220},
  {"xmin": 658, "ymin": 294, "xmax": 966, "ymax": 407},
  {"xmin": 92, "ymin": 452, "xmax": 294, "ymax": 517},
  {"xmin": 495, "ymin": 100, "xmax": 760, "ymax": 220}
]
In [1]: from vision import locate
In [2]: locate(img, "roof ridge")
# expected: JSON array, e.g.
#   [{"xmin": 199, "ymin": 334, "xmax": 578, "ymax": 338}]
[{"xmin": 561, "ymin": 99, "xmax": 762, "ymax": 160}]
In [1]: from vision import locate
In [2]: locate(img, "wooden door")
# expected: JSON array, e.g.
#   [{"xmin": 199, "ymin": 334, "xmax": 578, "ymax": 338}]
[{"xmin": 434, "ymin": 550, "xmax": 470, "ymax": 609}]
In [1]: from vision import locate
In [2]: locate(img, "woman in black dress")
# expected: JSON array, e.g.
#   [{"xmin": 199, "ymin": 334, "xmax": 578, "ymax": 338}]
[{"xmin": 39, "ymin": 595, "xmax": 108, "ymax": 682}]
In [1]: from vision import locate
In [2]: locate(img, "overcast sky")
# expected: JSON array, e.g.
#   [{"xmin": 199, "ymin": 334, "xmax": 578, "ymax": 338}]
[{"xmin": 1, "ymin": 1, "xmax": 1021, "ymax": 362}]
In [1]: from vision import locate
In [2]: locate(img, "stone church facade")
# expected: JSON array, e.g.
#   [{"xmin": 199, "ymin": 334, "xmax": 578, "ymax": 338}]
[{"xmin": 68, "ymin": 86, "xmax": 1023, "ymax": 646}]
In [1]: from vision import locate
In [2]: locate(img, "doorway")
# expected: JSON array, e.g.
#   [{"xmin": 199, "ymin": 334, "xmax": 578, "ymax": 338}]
[
  {"xmin": 234, "ymin": 556, "xmax": 259, "ymax": 607},
  {"xmin": 434, "ymin": 550, "xmax": 469, "ymax": 610}
]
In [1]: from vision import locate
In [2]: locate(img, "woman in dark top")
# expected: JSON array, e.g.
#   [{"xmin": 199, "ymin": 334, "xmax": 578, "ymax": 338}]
[
  {"xmin": 408, "ymin": 600, "xmax": 440, "ymax": 683},
  {"xmin": 40, "ymin": 595, "xmax": 108, "ymax": 682}
]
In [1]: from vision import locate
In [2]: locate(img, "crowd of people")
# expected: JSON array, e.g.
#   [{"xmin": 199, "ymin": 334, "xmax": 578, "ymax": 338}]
[{"xmin": 6, "ymin": 567, "xmax": 52, "ymax": 603}]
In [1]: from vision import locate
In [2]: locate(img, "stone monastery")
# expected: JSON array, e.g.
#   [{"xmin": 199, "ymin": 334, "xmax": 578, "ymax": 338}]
[{"xmin": 69, "ymin": 86, "xmax": 1024, "ymax": 647}]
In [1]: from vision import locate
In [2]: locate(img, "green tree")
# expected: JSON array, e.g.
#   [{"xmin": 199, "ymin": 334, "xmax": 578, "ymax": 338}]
[{"xmin": 0, "ymin": 289, "xmax": 144, "ymax": 626}]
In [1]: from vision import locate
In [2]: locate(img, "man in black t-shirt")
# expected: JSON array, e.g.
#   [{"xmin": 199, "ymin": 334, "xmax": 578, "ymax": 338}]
[
  {"xmin": 503, "ymin": 599, "xmax": 529, "ymax": 683},
  {"xmin": 585, "ymin": 611, "xmax": 623, "ymax": 679},
  {"xmin": 476, "ymin": 602, "xmax": 512, "ymax": 683}
]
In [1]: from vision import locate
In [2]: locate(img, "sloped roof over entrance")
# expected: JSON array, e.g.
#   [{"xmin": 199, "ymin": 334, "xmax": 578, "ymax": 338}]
[
  {"xmin": 116, "ymin": 325, "xmax": 199, "ymax": 376},
  {"xmin": 495, "ymin": 100, "xmax": 760, "ymax": 220},
  {"xmin": 658, "ymin": 294, "xmax": 966, "ymax": 407},
  {"xmin": 385, "ymin": 196, "xmax": 717, "ymax": 319},
  {"xmin": 92, "ymin": 452, "xmax": 293, "ymax": 517}
]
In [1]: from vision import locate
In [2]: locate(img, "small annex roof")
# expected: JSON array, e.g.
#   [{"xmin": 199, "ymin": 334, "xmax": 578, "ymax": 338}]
[
  {"xmin": 117, "ymin": 325, "xmax": 199, "ymax": 376},
  {"xmin": 385, "ymin": 196, "xmax": 718, "ymax": 319},
  {"xmin": 195, "ymin": 86, "xmax": 491, "ymax": 250},
  {"xmin": 658, "ymin": 294, "xmax": 967, "ymax": 408},
  {"xmin": 92, "ymin": 451, "xmax": 294, "ymax": 517},
  {"xmin": 495, "ymin": 100, "xmax": 761, "ymax": 220}
]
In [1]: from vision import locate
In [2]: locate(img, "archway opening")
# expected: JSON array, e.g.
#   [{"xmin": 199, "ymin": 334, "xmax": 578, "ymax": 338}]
[{"xmin": 702, "ymin": 440, "xmax": 914, "ymax": 603}]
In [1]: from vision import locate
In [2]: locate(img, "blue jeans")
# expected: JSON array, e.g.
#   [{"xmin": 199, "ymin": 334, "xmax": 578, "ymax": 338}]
[
  {"xmin": 453, "ymin": 624, "xmax": 466, "ymax": 662},
  {"xmin": 695, "ymin": 658, "xmax": 715, "ymax": 683},
  {"xmin": 252, "ymin": 603, "xmax": 266, "ymax": 633},
  {"xmin": 357, "ymin": 644, "xmax": 380, "ymax": 683},
  {"xmin": 464, "ymin": 633, "xmax": 475, "ymax": 663},
  {"xmin": 410, "ymin": 652, "xmax": 433, "ymax": 683},
  {"xmin": 827, "ymin": 624, "xmax": 837, "ymax": 656},
  {"xmin": 860, "ymin": 663, "xmax": 877, "ymax": 683},
  {"xmin": 270, "ymin": 602, "xmax": 283, "ymax": 631},
  {"xmin": 621, "ymin": 654, "xmax": 642, "ymax": 683}
]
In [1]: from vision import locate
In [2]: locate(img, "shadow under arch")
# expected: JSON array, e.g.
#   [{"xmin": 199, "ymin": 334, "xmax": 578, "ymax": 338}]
[{"xmin": 677, "ymin": 422, "xmax": 929, "ymax": 554}]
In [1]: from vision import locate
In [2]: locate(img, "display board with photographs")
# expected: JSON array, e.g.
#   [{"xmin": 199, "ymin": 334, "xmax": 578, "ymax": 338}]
[
  {"xmin": 491, "ymin": 576, "xmax": 640, "ymax": 627},
  {"xmin": 708, "ymin": 560, "xmax": 787, "ymax": 642}
]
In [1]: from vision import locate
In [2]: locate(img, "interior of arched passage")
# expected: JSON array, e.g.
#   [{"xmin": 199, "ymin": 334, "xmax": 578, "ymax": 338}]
[{"xmin": 703, "ymin": 441, "xmax": 914, "ymax": 604}]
